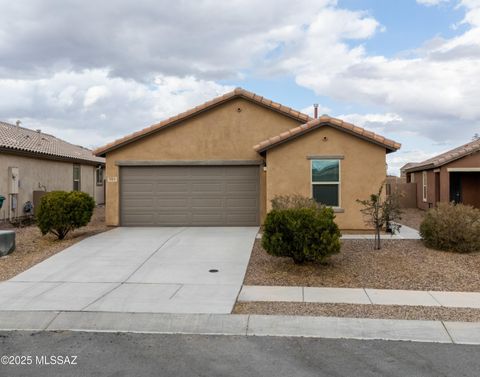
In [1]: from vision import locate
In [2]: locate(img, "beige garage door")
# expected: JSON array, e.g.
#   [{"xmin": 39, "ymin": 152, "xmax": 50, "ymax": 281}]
[{"xmin": 120, "ymin": 165, "xmax": 260, "ymax": 226}]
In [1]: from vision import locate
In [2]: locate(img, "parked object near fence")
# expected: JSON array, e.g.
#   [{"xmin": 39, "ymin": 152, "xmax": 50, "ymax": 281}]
[{"xmin": 0, "ymin": 230, "xmax": 15, "ymax": 257}]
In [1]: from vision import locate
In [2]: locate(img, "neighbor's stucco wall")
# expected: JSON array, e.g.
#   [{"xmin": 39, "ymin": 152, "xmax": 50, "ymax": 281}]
[
  {"xmin": 265, "ymin": 126, "xmax": 388, "ymax": 230},
  {"xmin": 439, "ymin": 151, "xmax": 480, "ymax": 204},
  {"xmin": 411, "ymin": 151, "xmax": 480, "ymax": 210},
  {"xmin": 412, "ymin": 170, "xmax": 436, "ymax": 210},
  {"xmin": 104, "ymin": 98, "xmax": 302, "ymax": 225},
  {"xmin": 0, "ymin": 153, "xmax": 99, "ymax": 220}
]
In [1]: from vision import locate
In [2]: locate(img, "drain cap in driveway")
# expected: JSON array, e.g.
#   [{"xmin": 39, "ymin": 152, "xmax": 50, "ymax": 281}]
[{"xmin": 209, "ymin": 269, "xmax": 219, "ymax": 273}]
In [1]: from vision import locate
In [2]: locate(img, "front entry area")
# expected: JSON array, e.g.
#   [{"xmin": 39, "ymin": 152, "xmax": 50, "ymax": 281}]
[
  {"xmin": 120, "ymin": 165, "xmax": 260, "ymax": 226},
  {"xmin": 449, "ymin": 171, "xmax": 480, "ymax": 208}
]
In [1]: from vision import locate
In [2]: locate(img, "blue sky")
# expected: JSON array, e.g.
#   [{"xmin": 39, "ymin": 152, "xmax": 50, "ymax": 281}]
[{"xmin": 0, "ymin": 0, "xmax": 479, "ymax": 174}]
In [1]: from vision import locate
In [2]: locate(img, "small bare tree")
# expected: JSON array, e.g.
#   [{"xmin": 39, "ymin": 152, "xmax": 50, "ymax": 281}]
[{"xmin": 357, "ymin": 183, "xmax": 402, "ymax": 250}]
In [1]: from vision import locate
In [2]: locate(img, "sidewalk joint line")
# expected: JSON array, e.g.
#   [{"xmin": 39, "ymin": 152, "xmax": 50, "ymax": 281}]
[
  {"xmin": 124, "ymin": 227, "xmax": 189, "ymax": 282},
  {"xmin": 440, "ymin": 321, "xmax": 455, "ymax": 343},
  {"xmin": 427, "ymin": 291, "xmax": 444, "ymax": 307},
  {"xmin": 79, "ymin": 282, "xmax": 123, "ymax": 311},
  {"xmin": 169, "ymin": 285, "xmax": 183, "ymax": 300},
  {"xmin": 43, "ymin": 311, "xmax": 62, "ymax": 331},
  {"xmin": 245, "ymin": 314, "xmax": 251, "ymax": 336},
  {"xmin": 363, "ymin": 288, "xmax": 374, "ymax": 304}
]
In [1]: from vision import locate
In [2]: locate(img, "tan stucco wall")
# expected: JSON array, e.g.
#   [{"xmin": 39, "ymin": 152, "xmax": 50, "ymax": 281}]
[
  {"xmin": 104, "ymin": 98, "xmax": 302, "ymax": 225},
  {"xmin": 0, "ymin": 153, "xmax": 100, "ymax": 220},
  {"xmin": 265, "ymin": 126, "xmax": 388, "ymax": 230}
]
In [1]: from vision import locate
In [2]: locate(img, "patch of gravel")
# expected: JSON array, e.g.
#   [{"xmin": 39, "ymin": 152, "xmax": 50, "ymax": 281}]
[
  {"xmin": 0, "ymin": 207, "xmax": 108, "ymax": 281},
  {"xmin": 245, "ymin": 239, "xmax": 480, "ymax": 291},
  {"xmin": 399, "ymin": 208, "xmax": 426, "ymax": 230},
  {"xmin": 233, "ymin": 301, "xmax": 480, "ymax": 322}
]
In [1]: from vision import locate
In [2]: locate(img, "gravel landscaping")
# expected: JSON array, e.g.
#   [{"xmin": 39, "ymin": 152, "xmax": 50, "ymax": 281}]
[
  {"xmin": 233, "ymin": 301, "xmax": 480, "ymax": 322},
  {"xmin": 244, "ymin": 239, "xmax": 480, "ymax": 291},
  {"xmin": 0, "ymin": 206, "xmax": 108, "ymax": 281}
]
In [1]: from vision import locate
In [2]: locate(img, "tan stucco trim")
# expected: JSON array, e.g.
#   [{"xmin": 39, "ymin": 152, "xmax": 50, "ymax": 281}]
[
  {"xmin": 115, "ymin": 160, "xmax": 264, "ymax": 166},
  {"xmin": 447, "ymin": 167, "xmax": 480, "ymax": 172},
  {"xmin": 307, "ymin": 155, "xmax": 345, "ymax": 160}
]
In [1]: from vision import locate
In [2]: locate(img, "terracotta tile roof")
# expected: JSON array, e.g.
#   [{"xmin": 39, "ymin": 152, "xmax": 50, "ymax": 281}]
[
  {"xmin": 404, "ymin": 138, "xmax": 480, "ymax": 172},
  {"xmin": 0, "ymin": 121, "xmax": 104, "ymax": 164},
  {"xmin": 94, "ymin": 88, "xmax": 312, "ymax": 156},
  {"xmin": 253, "ymin": 115, "xmax": 401, "ymax": 153}
]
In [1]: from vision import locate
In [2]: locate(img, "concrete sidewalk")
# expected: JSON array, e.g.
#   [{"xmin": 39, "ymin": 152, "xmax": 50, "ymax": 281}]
[
  {"xmin": 341, "ymin": 224, "xmax": 421, "ymax": 240},
  {"xmin": 256, "ymin": 224, "xmax": 421, "ymax": 241},
  {"xmin": 238, "ymin": 286, "xmax": 480, "ymax": 309},
  {"xmin": 0, "ymin": 310, "xmax": 479, "ymax": 345}
]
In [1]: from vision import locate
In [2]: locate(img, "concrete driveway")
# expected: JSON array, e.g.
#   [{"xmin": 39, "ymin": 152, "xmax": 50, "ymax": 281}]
[{"xmin": 0, "ymin": 227, "xmax": 258, "ymax": 314}]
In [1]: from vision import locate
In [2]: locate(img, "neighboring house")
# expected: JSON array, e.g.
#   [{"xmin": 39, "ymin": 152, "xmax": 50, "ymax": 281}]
[
  {"xmin": 403, "ymin": 139, "xmax": 480, "ymax": 210},
  {"xmin": 94, "ymin": 88, "xmax": 400, "ymax": 230},
  {"xmin": 0, "ymin": 121, "xmax": 105, "ymax": 221}
]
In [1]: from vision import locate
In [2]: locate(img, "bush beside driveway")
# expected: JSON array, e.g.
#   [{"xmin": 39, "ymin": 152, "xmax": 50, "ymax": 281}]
[{"xmin": 243, "ymin": 239, "xmax": 480, "ymax": 291}]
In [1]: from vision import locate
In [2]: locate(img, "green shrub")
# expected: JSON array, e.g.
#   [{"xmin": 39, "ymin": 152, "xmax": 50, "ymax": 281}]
[
  {"xmin": 271, "ymin": 194, "xmax": 321, "ymax": 210},
  {"xmin": 262, "ymin": 197, "xmax": 341, "ymax": 264},
  {"xmin": 37, "ymin": 191, "xmax": 95, "ymax": 240},
  {"xmin": 420, "ymin": 202, "xmax": 480, "ymax": 253}
]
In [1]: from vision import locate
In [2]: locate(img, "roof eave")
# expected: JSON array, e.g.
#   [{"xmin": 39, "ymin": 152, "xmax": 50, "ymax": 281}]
[
  {"xmin": 404, "ymin": 163, "xmax": 435, "ymax": 173},
  {"xmin": 254, "ymin": 121, "xmax": 401, "ymax": 154},
  {"xmin": 0, "ymin": 146, "xmax": 104, "ymax": 166},
  {"xmin": 94, "ymin": 89, "xmax": 312, "ymax": 156}
]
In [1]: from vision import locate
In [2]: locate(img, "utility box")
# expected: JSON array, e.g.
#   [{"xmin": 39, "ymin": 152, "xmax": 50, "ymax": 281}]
[
  {"xmin": 8, "ymin": 167, "xmax": 19, "ymax": 194},
  {"xmin": 0, "ymin": 230, "xmax": 15, "ymax": 257}
]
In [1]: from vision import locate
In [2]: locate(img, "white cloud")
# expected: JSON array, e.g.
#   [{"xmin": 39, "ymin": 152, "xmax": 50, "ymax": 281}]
[
  {"xmin": 0, "ymin": 0, "xmax": 479, "ymax": 162},
  {"xmin": 416, "ymin": 0, "xmax": 450, "ymax": 6},
  {"xmin": 83, "ymin": 85, "xmax": 109, "ymax": 107},
  {"xmin": 0, "ymin": 70, "xmax": 232, "ymax": 149},
  {"xmin": 270, "ymin": 0, "xmax": 480, "ymax": 145}
]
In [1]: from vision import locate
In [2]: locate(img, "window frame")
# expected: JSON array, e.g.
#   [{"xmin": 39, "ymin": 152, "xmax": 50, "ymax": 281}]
[
  {"xmin": 96, "ymin": 167, "xmax": 104, "ymax": 186},
  {"xmin": 73, "ymin": 164, "xmax": 81, "ymax": 191},
  {"xmin": 422, "ymin": 171, "xmax": 427, "ymax": 202},
  {"xmin": 310, "ymin": 159, "xmax": 341, "ymax": 208}
]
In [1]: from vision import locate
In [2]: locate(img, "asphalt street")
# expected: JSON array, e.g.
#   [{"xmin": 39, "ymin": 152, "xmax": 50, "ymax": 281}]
[{"xmin": 1, "ymin": 331, "xmax": 479, "ymax": 377}]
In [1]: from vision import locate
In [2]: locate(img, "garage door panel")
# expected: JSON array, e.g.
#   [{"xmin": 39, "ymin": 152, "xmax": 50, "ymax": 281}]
[
  {"xmin": 191, "ymin": 183, "xmax": 224, "ymax": 192},
  {"xmin": 122, "ymin": 198, "xmax": 155, "ymax": 208},
  {"xmin": 122, "ymin": 182, "xmax": 155, "ymax": 193},
  {"xmin": 120, "ymin": 166, "xmax": 259, "ymax": 226},
  {"xmin": 226, "ymin": 198, "xmax": 258, "ymax": 209},
  {"xmin": 191, "ymin": 198, "xmax": 224, "ymax": 208},
  {"xmin": 155, "ymin": 183, "xmax": 190, "ymax": 193}
]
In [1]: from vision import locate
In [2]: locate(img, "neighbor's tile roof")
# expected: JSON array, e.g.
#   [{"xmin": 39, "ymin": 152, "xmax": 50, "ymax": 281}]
[
  {"xmin": 94, "ymin": 87, "xmax": 313, "ymax": 156},
  {"xmin": 404, "ymin": 138, "xmax": 480, "ymax": 172},
  {"xmin": 253, "ymin": 115, "xmax": 401, "ymax": 153},
  {"xmin": 0, "ymin": 121, "xmax": 104, "ymax": 164}
]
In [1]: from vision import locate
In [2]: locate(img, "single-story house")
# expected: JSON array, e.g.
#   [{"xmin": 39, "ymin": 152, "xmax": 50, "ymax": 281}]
[
  {"xmin": 0, "ymin": 121, "xmax": 105, "ymax": 221},
  {"xmin": 94, "ymin": 88, "xmax": 400, "ymax": 230},
  {"xmin": 403, "ymin": 138, "xmax": 480, "ymax": 210}
]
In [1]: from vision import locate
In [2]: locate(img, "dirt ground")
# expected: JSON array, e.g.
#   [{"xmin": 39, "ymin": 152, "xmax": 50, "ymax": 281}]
[
  {"xmin": 398, "ymin": 208, "xmax": 426, "ymax": 230},
  {"xmin": 0, "ymin": 206, "xmax": 108, "ymax": 281},
  {"xmin": 244, "ymin": 239, "xmax": 480, "ymax": 291}
]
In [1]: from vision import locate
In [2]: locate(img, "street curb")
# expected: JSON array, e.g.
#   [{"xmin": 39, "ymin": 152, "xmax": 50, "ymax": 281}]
[{"xmin": 0, "ymin": 310, "xmax": 479, "ymax": 344}]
